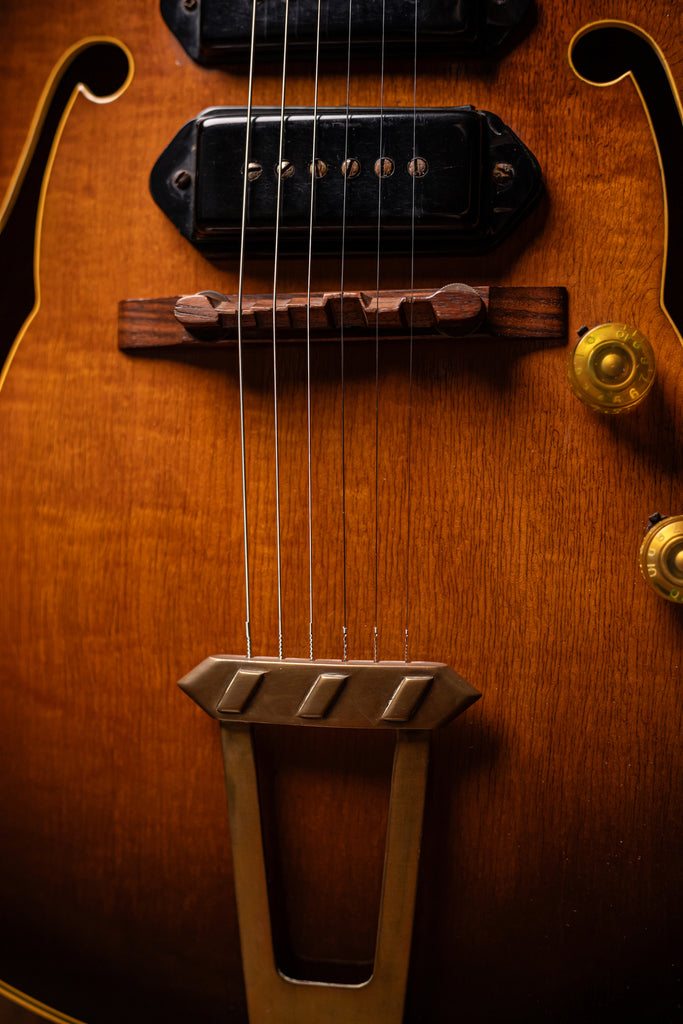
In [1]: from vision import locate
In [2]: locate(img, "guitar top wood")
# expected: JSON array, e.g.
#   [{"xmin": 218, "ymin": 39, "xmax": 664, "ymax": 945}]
[{"xmin": 0, "ymin": 2, "xmax": 681, "ymax": 1023}]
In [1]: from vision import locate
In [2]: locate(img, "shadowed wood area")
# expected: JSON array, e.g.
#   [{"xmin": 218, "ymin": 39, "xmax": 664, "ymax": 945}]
[
  {"xmin": 0, "ymin": 2, "xmax": 681, "ymax": 1024},
  {"xmin": 0, "ymin": 1000, "xmax": 39, "ymax": 1024}
]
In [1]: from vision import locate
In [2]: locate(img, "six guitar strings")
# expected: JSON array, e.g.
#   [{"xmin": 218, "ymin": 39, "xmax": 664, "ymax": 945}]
[{"xmin": 236, "ymin": 0, "xmax": 421, "ymax": 664}]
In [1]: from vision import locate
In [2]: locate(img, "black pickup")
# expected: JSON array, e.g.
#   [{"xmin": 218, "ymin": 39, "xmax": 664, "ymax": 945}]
[
  {"xmin": 150, "ymin": 106, "xmax": 542, "ymax": 258},
  {"xmin": 160, "ymin": 0, "xmax": 532, "ymax": 63}
]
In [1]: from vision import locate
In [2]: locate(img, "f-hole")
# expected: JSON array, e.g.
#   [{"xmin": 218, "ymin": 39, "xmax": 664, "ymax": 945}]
[
  {"xmin": 569, "ymin": 20, "xmax": 683, "ymax": 345},
  {"xmin": 0, "ymin": 39, "xmax": 133, "ymax": 376}
]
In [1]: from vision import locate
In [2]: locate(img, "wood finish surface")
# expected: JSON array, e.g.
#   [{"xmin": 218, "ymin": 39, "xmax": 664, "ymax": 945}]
[
  {"xmin": 0, "ymin": 994, "xmax": 44, "ymax": 1024},
  {"xmin": 0, "ymin": 3, "xmax": 681, "ymax": 1023}
]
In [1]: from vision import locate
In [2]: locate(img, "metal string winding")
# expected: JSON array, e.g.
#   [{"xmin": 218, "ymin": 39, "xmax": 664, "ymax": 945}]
[
  {"xmin": 405, "ymin": 0, "xmax": 419, "ymax": 662},
  {"xmin": 373, "ymin": 0, "xmax": 387, "ymax": 663},
  {"xmin": 271, "ymin": 0, "xmax": 292, "ymax": 661},
  {"xmin": 237, "ymin": 0, "xmax": 259, "ymax": 659},
  {"xmin": 305, "ymin": 0, "xmax": 324, "ymax": 661},
  {"xmin": 339, "ymin": 0, "xmax": 354, "ymax": 662}
]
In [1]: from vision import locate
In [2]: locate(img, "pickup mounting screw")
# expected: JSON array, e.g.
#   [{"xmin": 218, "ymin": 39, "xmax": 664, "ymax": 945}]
[
  {"xmin": 342, "ymin": 157, "xmax": 361, "ymax": 178},
  {"xmin": 182, "ymin": 0, "xmax": 198, "ymax": 10},
  {"xmin": 247, "ymin": 162, "xmax": 263, "ymax": 181},
  {"xmin": 173, "ymin": 169, "xmax": 192, "ymax": 191},
  {"xmin": 408, "ymin": 157, "xmax": 428, "ymax": 177},
  {"xmin": 493, "ymin": 162, "xmax": 515, "ymax": 186},
  {"xmin": 276, "ymin": 160, "xmax": 295, "ymax": 179},
  {"xmin": 375, "ymin": 157, "xmax": 395, "ymax": 178}
]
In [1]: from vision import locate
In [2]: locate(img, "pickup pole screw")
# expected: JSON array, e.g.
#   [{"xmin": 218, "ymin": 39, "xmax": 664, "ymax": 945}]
[
  {"xmin": 182, "ymin": 0, "xmax": 198, "ymax": 10},
  {"xmin": 375, "ymin": 157, "xmax": 395, "ymax": 178},
  {"xmin": 276, "ymin": 160, "xmax": 295, "ymax": 179},
  {"xmin": 309, "ymin": 159, "xmax": 327, "ymax": 178},
  {"xmin": 247, "ymin": 162, "xmax": 263, "ymax": 181},
  {"xmin": 408, "ymin": 157, "xmax": 429, "ymax": 177},
  {"xmin": 342, "ymin": 158, "xmax": 361, "ymax": 178}
]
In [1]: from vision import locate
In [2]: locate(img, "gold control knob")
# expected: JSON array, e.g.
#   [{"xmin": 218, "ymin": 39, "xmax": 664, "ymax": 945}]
[
  {"xmin": 568, "ymin": 322, "xmax": 655, "ymax": 412},
  {"xmin": 639, "ymin": 515, "xmax": 683, "ymax": 602}
]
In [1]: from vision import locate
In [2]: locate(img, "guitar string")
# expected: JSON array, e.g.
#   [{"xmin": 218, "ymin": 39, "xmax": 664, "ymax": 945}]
[
  {"xmin": 339, "ymin": 0, "xmax": 354, "ymax": 663},
  {"xmin": 305, "ymin": 0, "xmax": 324, "ymax": 661},
  {"xmin": 373, "ymin": 0, "xmax": 387, "ymax": 663},
  {"xmin": 272, "ymin": 0, "xmax": 292, "ymax": 661},
  {"xmin": 404, "ymin": 0, "xmax": 419, "ymax": 663},
  {"xmin": 236, "ymin": 0, "xmax": 260, "ymax": 660}
]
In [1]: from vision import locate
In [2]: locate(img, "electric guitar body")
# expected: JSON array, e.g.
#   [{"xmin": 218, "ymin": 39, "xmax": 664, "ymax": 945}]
[{"xmin": 0, "ymin": 2, "xmax": 681, "ymax": 1022}]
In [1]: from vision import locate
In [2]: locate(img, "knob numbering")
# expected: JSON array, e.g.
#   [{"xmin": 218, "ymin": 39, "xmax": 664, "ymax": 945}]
[
  {"xmin": 568, "ymin": 322, "xmax": 655, "ymax": 412},
  {"xmin": 639, "ymin": 515, "xmax": 683, "ymax": 602}
]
